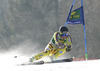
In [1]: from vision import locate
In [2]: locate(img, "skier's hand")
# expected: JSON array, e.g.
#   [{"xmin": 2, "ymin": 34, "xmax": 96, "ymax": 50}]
[
  {"xmin": 58, "ymin": 43, "xmax": 64, "ymax": 46},
  {"xmin": 66, "ymin": 45, "xmax": 71, "ymax": 51},
  {"xmin": 58, "ymin": 43, "xmax": 65, "ymax": 48}
]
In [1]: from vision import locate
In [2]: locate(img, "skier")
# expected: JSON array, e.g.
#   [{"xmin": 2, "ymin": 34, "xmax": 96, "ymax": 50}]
[{"xmin": 29, "ymin": 26, "xmax": 72, "ymax": 62}]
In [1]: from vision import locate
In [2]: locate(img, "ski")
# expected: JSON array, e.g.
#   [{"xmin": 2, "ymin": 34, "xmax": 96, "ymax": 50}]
[
  {"xmin": 45, "ymin": 58, "xmax": 73, "ymax": 64},
  {"xmin": 19, "ymin": 58, "xmax": 73, "ymax": 66},
  {"xmin": 20, "ymin": 61, "xmax": 44, "ymax": 66}
]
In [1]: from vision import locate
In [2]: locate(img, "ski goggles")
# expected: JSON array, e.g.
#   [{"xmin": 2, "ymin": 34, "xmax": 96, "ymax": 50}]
[{"xmin": 61, "ymin": 33, "xmax": 69, "ymax": 37}]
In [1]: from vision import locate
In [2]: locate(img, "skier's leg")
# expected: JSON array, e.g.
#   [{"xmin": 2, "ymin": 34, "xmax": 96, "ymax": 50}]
[
  {"xmin": 29, "ymin": 44, "xmax": 55, "ymax": 62},
  {"xmin": 49, "ymin": 48, "xmax": 62, "ymax": 61},
  {"xmin": 53, "ymin": 47, "xmax": 67, "ymax": 59},
  {"xmin": 34, "ymin": 50, "xmax": 50, "ymax": 60},
  {"xmin": 49, "ymin": 54, "xmax": 57, "ymax": 61},
  {"xmin": 35, "ymin": 44, "xmax": 56, "ymax": 60},
  {"xmin": 29, "ymin": 50, "xmax": 50, "ymax": 62}
]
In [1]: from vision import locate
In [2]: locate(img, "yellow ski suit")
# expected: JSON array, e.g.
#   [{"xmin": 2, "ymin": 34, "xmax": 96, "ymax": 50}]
[{"xmin": 34, "ymin": 32, "xmax": 72, "ymax": 60}]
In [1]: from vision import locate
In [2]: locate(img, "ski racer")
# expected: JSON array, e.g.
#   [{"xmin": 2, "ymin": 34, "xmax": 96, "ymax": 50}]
[{"xmin": 29, "ymin": 26, "xmax": 72, "ymax": 62}]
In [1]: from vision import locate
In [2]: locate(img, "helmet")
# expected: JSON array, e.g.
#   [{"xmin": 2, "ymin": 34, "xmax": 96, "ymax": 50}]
[{"xmin": 59, "ymin": 26, "xmax": 68, "ymax": 34}]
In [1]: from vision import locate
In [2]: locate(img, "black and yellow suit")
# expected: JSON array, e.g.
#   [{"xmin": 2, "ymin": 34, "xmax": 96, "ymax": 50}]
[{"xmin": 34, "ymin": 32, "xmax": 72, "ymax": 60}]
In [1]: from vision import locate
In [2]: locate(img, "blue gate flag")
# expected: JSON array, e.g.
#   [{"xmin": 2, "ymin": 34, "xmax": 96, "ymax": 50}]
[{"xmin": 67, "ymin": 7, "xmax": 83, "ymax": 24}]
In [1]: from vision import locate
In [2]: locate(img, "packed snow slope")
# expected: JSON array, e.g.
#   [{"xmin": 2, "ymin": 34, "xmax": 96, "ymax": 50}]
[{"xmin": 0, "ymin": 52, "xmax": 100, "ymax": 71}]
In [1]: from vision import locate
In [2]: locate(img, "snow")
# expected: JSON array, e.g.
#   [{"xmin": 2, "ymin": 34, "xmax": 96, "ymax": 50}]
[{"xmin": 0, "ymin": 52, "xmax": 100, "ymax": 71}]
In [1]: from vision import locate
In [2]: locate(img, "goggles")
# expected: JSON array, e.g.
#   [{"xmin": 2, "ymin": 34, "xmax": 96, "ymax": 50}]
[{"xmin": 61, "ymin": 33, "xmax": 69, "ymax": 37}]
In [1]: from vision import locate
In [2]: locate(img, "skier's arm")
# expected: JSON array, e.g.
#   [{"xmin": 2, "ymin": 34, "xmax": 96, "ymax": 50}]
[
  {"xmin": 53, "ymin": 32, "xmax": 61, "ymax": 45},
  {"xmin": 65, "ymin": 35, "xmax": 72, "ymax": 51}
]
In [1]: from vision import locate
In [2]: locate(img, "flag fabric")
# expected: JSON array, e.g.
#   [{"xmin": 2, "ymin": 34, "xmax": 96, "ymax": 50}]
[{"xmin": 67, "ymin": 6, "xmax": 83, "ymax": 24}]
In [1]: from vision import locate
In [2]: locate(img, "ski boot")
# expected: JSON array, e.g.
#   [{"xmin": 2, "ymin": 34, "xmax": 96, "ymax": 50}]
[
  {"xmin": 49, "ymin": 55, "xmax": 57, "ymax": 61},
  {"xmin": 29, "ymin": 57, "xmax": 36, "ymax": 62}
]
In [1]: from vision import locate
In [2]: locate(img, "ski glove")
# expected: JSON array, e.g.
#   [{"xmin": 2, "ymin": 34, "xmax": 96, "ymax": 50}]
[
  {"xmin": 66, "ymin": 45, "xmax": 71, "ymax": 51},
  {"xmin": 58, "ymin": 43, "xmax": 65, "ymax": 48}
]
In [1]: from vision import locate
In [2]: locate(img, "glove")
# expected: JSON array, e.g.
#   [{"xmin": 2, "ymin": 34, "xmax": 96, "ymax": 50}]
[
  {"xmin": 58, "ymin": 42, "xmax": 64, "ymax": 46},
  {"xmin": 58, "ymin": 43, "xmax": 65, "ymax": 48},
  {"xmin": 66, "ymin": 45, "xmax": 71, "ymax": 51}
]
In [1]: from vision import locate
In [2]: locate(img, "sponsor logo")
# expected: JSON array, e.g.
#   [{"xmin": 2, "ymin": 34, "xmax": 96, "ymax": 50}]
[
  {"xmin": 59, "ymin": 51, "xmax": 63, "ymax": 54},
  {"xmin": 39, "ymin": 54, "xmax": 43, "ymax": 57}
]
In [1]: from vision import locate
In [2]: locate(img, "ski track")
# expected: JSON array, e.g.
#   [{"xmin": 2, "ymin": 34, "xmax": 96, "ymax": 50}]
[{"xmin": 0, "ymin": 52, "xmax": 100, "ymax": 71}]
